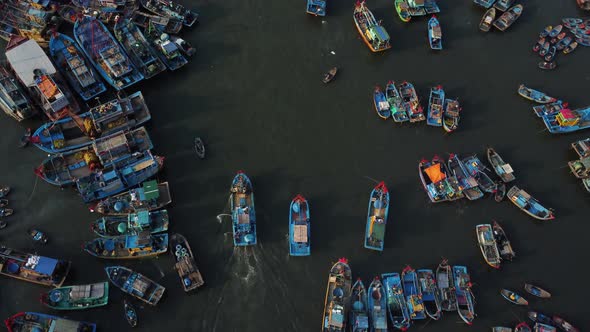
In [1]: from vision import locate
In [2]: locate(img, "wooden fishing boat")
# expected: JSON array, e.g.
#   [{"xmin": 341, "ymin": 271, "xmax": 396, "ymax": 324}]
[
  {"xmin": 0, "ymin": 246, "xmax": 70, "ymax": 287},
  {"xmin": 539, "ymin": 42, "xmax": 550, "ymax": 56},
  {"xmin": 540, "ymin": 25, "xmax": 553, "ymax": 38},
  {"xmin": 405, "ymin": 0, "xmax": 441, "ymax": 16},
  {"xmin": 381, "ymin": 273, "xmax": 411, "ymax": 330},
  {"xmin": 452, "ymin": 265, "xmax": 475, "ymax": 325},
  {"xmin": 436, "ymin": 259, "xmax": 457, "ymax": 311},
  {"xmin": 306, "ymin": 0, "xmax": 326, "ymax": 16},
  {"xmin": 492, "ymin": 5, "xmax": 523, "ymax": 31},
  {"xmin": 528, "ymin": 311, "xmax": 556, "ymax": 326},
  {"xmin": 84, "ymin": 233, "xmax": 169, "ymax": 259},
  {"xmin": 123, "ymin": 299, "xmax": 138, "ymax": 327},
  {"xmin": 524, "ymin": 284, "xmax": 551, "ymax": 298},
  {"xmin": 462, "ymin": 155, "xmax": 497, "ymax": 193},
  {"xmin": 419, "ymin": 157, "xmax": 449, "ymax": 203},
  {"xmin": 495, "ymin": 182, "xmax": 506, "ymax": 202},
  {"xmin": 501, "ymin": 289, "xmax": 528, "ymax": 305},
  {"xmin": 568, "ymin": 157, "xmax": 590, "ymax": 179},
  {"xmin": 373, "ymin": 86, "xmax": 391, "ymax": 120},
  {"xmin": 92, "ymin": 181, "xmax": 171, "ymax": 215},
  {"xmin": 170, "ymin": 233, "xmax": 204, "ymax": 292},
  {"xmin": 494, "ymin": 0, "xmax": 516, "ymax": 11},
  {"xmin": 507, "ymin": 186, "xmax": 554, "ymax": 220},
  {"xmin": 538, "ymin": 61, "xmax": 557, "ymax": 70},
  {"xmin": 40, "ymin": 282, "xmax": 109, "ymax": 310},
  {"xmin": 473, "ymin": 0, "xmax": 496, "ymax": 9},
  {"xmin": 367, "ymin": 278, "xmax": 387, "ymax": 331},
  {"xmin": 401, "ymin": 266, "xmax": 426, "ymax": 320},
  {"xmin": 552, "ymin": 316, "xmax": 579, "ymax": 332},
  {"xmin": 71, "ymin": 0, "xmax": 126, "ymax": 10},
  {"xmin": 353, "ymin": 1, "xmax": 391, "ymax": 52},
  {"xmin": 479, "ymin": 8, "xmax": 496, "ymax": 32},
  {"xmin": 4, "ymin": 312, "xmax": 96, "ymax": 332},
  {"xmin": 399, "ymin": 81, "xmax": 424, "ymax": 122},
  {"xmin": 417, "ymin": 269, "xmax": 442, "ymax": 320},
  {"xmin": 548, "ymin": 25, "xmax": 563, "ymax": 38},
  {"xmin": 364, "ymin": 182, "xmax": 388, "ymax": 251},
  {"xmin": 91, "ymin": 210, "xmax": 169, "ymax": 237},
  {"xmin": 323, "ymin": 67, "xmax": 337, "ymax": 84},
  {"xmin": 289, "ymin": 194, "xmax": 311, "ymax": 256},
  {"xmin": 428, "ymin": 16, "xmax": 442, "ymax": 50},
  {"xmin": 442, "ymin": 98, "xmax": 461, "ymax": 133},
  {"xmin": 386, "ymin": 80, "xmax": 409, "ymax": 123},
  {"xmin": 194, "ymin": 137, "xmax": 205, "ymax": 158},
  {"xmin": 140, "ymin": 0, "xmax": 198, "ymax": 27},
  {"xmin": 476, "ymin": 224, "xmax": 501, "ymax": 268},
  {"xmin": 105, "ymin": 266, "xmax": 165, "ymax": 305},
  {"xmin": 518, "ymin": 84, "xmax": 557, "ymax": 104},
  {"xmin": 533, "ymin": 37, "xmax": 546, "ymax": 52},
  {"xmin": 28, "ymin": 228, "xmax": 48, "ymax": 244},
  {"xmin": 131, "ymin": 11, "xmax": 182, "ymax": 34},
  {"xmin": 321, "ymin": 258, "xmax": 352, "ymax": 332},
  {"xmin": 395, "ymin": 0, "xmax": 412, "ymax": 23},
  {"xmin": 349, "ymin": 279, "xmax": 369, "ymax": 332},
  {"xmin": 145, "ymin": 22, "xmax": 188, "ymax": 71},
  {"xmin": 0, "ymin": 65, "xmax": 36, "ymax": 122},
  {"xmin": 487, "ymin": 148, "xmax": 515, "ymax": 182},
  {"xmin": 563, "ymin": 41, "xmax": 578, "ymax": 54},
  {"xmin": 427, "ymin": 85, "xmax": 444, "ymax": 126},
  {"xmin": 544, "ymin": 46, "xmax": 557, "ymax": 62},
  {"xmin": 492, "ymin": 221, "xmax": 515, "ymax": 261},
  {"xmin": 556, "ymin": 36, "xmax": 573, "ymax": 50},
  {"xmin": 572, "ymin": 138, "xmax": 590, "ymax": 158},
  {"xmin": 230, "ymin": 171, "xmax": 257, "ymax": 246}
]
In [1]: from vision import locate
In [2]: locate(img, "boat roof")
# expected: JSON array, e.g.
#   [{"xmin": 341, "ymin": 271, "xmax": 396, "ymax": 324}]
[
  {"xmin": 70, "ymin": 283, "xmax": 105, "ymax": 300},
  {"xmin": 293, "ymin": 224, "xmax": 308, "ymax": 243},
  {"xmin": 24, "ymin": 255, "xmax": 58, "ymax": 275},
  {"xmin": 501, "ymin": 164, "xmax": 513, "ymax": 173},
  {"xmin": 6, "ymin": 39, "xmax": 57, "ymax": 87},
  {"xmin": 425, "ymin": 163, "xmax": 446, "ymax": 183},
  {"xmin": 132, "ymin": 210, "xmax": 151, "ymax": 226},
  {"xmin": 368, "ymin": 26, "xmax": 390, "ymax": 42},
  {"xmin": 142, "ymin": 180, "xmax": 159, "ymax": 200},
  {"xmin": 559, "ymin": 109, "xmax": 576, "ymax": 119}
]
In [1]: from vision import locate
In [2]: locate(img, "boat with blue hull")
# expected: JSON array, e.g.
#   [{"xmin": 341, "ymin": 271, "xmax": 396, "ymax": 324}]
[
  {"xmin": 32, "ymin": 91, "xmax": 151, "ymax": 154},
  {"xmin": 518, "ymin": 84, "xmax": 556, "ymax": 104},
  {"xmin": 462, "ymin": 155, "xmax": 497, "ymax": 193},
  {"xmin": 74, "ymin": 16, "xmax": 144, "ymax": 90},
  {"xmin": 4, "ymin": 312, "xmax": 96, "ymax": 332},
  {"xmin": 114, "ymin": 18, "xmax": 166, "ymax": 79},
  {"xmin": 146, "ymin": 22, "xmax": 188, "ymax": 71},
  {"xmin": 0, "ymin": 246, "xmax": 71, "ymax": 287},
  {"xmin": 532, "ymin": 101, "xmax": 565, "ymax": 117},
  {"xmin": 230, "ymin": 171, "xmax": 257, "ymax": 246},
  {"xmin": 49, "ymin": 32, "xmax": 106, "ymax": 101},
  {"xmin": 349, "ymin": 279, "xmax": 369, "ymax": 332},
  {"xmin": 385, "ymin": 81, "xmax": 409, "ymax": 123},
  {"xmin": 0, "ymin": 65, "xmax": 36, "ymax": 121},
  {"xmin": 541, "ymin": 106, "xmax": 590, "ymax": 134},
  {"xmin": 306, "ymin": 0, "xmax": 326, "ymax": 16},
  {"xmin": 322, "ymin": 258, "xmax": 352, "ymax": 332},
  {"xmin": 507, "ymin": 186, "xmax": 554, "ymax": 220},
  {"xmin": 140, "ymin": 0, "xmax": 198, "ymax": 27},
  {"xmin": 399, "ymin": 81, "xmax": 425, "ymax": 122},
  {"xmin": 417, "ymin": 269, "xmax": 442, "ymax": 320},
  {"xmin": 373, "ymin": 86, "xmax": 391, "ymax": 120},
  {"xmin": 427, "ymin": 85, "xmax": 444, "ymax": 126},
  {"xmin": 368, "ymin": 277, "xmax": 387, "ymax": 332},
  {"xmin": 448, "ymin": 154, "xmax": 484, "ymax": 201},
  {"xmin": 428, "ymin": 16, "xmax": 442, "ymax": 50},
  {"xmin": 105, "ymin": 265, "xmax": 165, "ymax": 305},
  {"xmin": 72, "ymin": 0, "xmax": 126, "ymax": 11},
  {"xmin": 487, "ymin": 148, "xmax": 516, "ymax": 183},
  {"xmin": 91, "ymin": 209, "xmax": 169, "ymax": 237},
  {"xmin": 381, "ymin": 273, "xmax": 411, "ymax": 331},
  {"xmin": 92, "ymin": 180, "xmax": 171, "ymax": 215},
  {"xmin": 473, "ymin": 0, "xmax": 496, "ymax": 8},
  {"xmin": 419, "ymin": 156, "xmax": 452, "ymax": 203},
  {"xmin": 170, "ymin": 233, "xmax": 205, "ymax": 292},
  {"xmin": 84, "ymin": 233, "xmax": 169, "ymax": 259},
  {"xmin": 401, "ymin": 266, "xmax": 426, "ymax": 320},
  {"xmin": 452, "ymin": 265, "xmax": 475, "ymax": 325},
  {"xmin": 364, "ymin": 182, "xmax": 389, "ymax": 251},
  {"xmin": 289, "ymin": 194, "xmax": 310, "ymax": 256}
]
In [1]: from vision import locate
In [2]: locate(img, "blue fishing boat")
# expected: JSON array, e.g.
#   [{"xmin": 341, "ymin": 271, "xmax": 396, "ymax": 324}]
[
  {"xmin": 428, "ymin": 16, "xmax": 442, "ymax": 50},
  {"xmin": 473, "ymin": 0, "xmax": 496, "ymax": 8},
  {"xmin": 5, "ymin": 312, "xmax": 96, "ymax": 332},
  {"xmin": 401, "ymin": 266, "xmax": 426, "ymax": 320},
  {"xmin": 92, "ymin": 180, "xmax": 172, "ymax": 215},
  {"xmin": 527, "ymin": 311, "xmax": 556, "ymax": 326},
  {"xmin": 0, "ymin": 65, "xmax": 36, "ymax": 122},
  {"xmin": 373, "ymin": 86, "xmax": 391, "ymax": 120},
  {"xmin": 367, "ymin": 277, "xmax": 387, "ymax": 331},
  {"xmin": 452, "ymin": 265, "xmax": 475, "ymax": 325},
  {"xmin": 306, "ymin": 0, "xmax": 326, "ymax": 16},
  {"xmin": 0, "ymin": 246, "xmax": 71, "ymax": 287},
  {"xmin": 448, "ymin": 153, "xmax": 484, "ymax": 201},
  {"xmin": 462, "ymin": 155, "xmax": 497, "ymax": 193},
  {"xmin": 146, "ymin": 22, "xmax": 188, "ymax": 71},
  {"xmin": 32, "ymin": 91, "xmax": 151, "ymax": 154},
  {"xmin": 289, "ymin": 194, "xmax": 310, "ymax": 256},
  {"xmin": 91, "ymin": 209, "xmax": 169, "ymax": 237},
  {"xmin": 364, "ymin": 182, "xmax": 389, "ymax": 251},
  {"xmin": 518, "ymin": 84, "xmax": 556, "ymax": 104},
  {"xmin": 385, "ymin": 81, "xmax": 409, "ymax": 123},
  {"xmin": 426, "ymin": 85, "xmax": 444, "ymax": 126},
  {"xmin": 399, "ymin": 81, "xmax": 425, "ymax": 122},
  {"xmin": 419, "ymin": 156, "xmax": 450, "ymax": 203},
  {"xmin": 49, "ymin": 32, "xmax": 106, "ymax": 101},
  {"xmin": 75, "ymin": 150, "xmax": 164, "ymax": 203},
  {"xmin": 417, "ymin": 269, "xmax": 442, "ymax": 320},
  {"xmin": 541, "ymin": 106, "xmax": 590, "ymax": 134},
  {"xmin": 105, "ymin": 266, "xmax": 165, "ymax": 305},
  {"xmin": 349, "ymin": 279, "xmax": 369, "ymax": 332},
  {"xmin": 507, "ymin": 186, "xmax": 554, "ymax": 220},
  {"xmin": 74, "ymin": 16, "xmax": 144, "ymax": 90},
  {"xmin": 381, "ymin": 273, "xmax": 411, "ymax": 331},
  {"xmin": 140, "ymin": 0, "xmax": 198, "ymax": 27},
  {"xmin": 487, "ymin": 148, "xmax": 515, "ymax": 183},
  {"xmin": 443, "ymin": 98, "xmax": 461, "ymax": 133},
  {"xmin": 84, "ymin": 233, "xmax": 169, "ymax": 259},
  {"xmin": 322, "ymin": 258, "xmax": 352, "ymax": 332},
  {"xmin": 113, "ymin": 18, "xmax": 166, "ymax": 79},
  {"xmin": 230, "ymin": 171, "xmax": 257, "ymax": 246}
]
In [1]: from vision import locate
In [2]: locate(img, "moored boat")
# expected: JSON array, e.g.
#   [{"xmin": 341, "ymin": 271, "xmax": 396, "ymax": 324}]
[
  {"xmin": 395, "ymin": 0, "xmax": 412, "ymax": 22},
  {"xmin": 476, "ymin": 224, "xmax": 501, "ymax": 268},
  {"xmin": 487, "ymin": 148, "xmax": 515, "ymax": 182},
  {"xmin": 493, "ymin": 221, "xmax": 516, "ymax": 261},
  {"xmin": 349, "ymin": 279, "xmax": 369, "ymax": 332},
  {"xmin": 289, "ymin": 194, "xmax": 311, "ymax": 256},
  {"xmin": 494, "ymin": 0, "xmax": 516, "ymax": 11},
  {"xmin": 353, "ymin": 1, "xmax": 391, "ymax": 52},
  {"xmin": 105, "ymin": 265, "xmax": 165, "ymax": 305},
  {"xmin": 480, "ymin": 8, "xmax": 496, "ymax": 32},
  {"xmin": 322, "ymin": 258, "xmax": 352, "ymax": 332},
  {"xmin": 194, "ymin": 137, "xmax": 205, "ymax": 158},
  {"xmin": 381, "ymin": 272, "xmax": 411, "ymax": 330},
  {"xmin": 495, "ymin": 182, "xmax": 506, "ymax": 202},
  {"xmin": 306, "ymin": 0, "xmax": 326, "ymax": 16},
  {"xmin": 323, "ymin": 67, "xmax": 338, "ymax": 84},
  {"xmin": 501, "ymin": 289, "xmax": 528, "ymax": 305},
  {"xmin": 528, "ymin": 311, "xmax": 556, "ymax": 326},
  {"xmin": 419, "ymin": 157, "xmax": 449, "ymax": 203},
  {"xmin": 556, "ymin": 36, "xmax": 573, "ymax": 50},
  {"xmin": 417, "ymin": 269, "xmax": 442, "ymax": 320},
  {"xmin": 551, "ymin": 316, "xmax": 579, "ymax": 332},
  {"xmin": 399, "ymin": 81, "xmax": 425, "ymax": 122},
  {"xmin": 386, "ymin": 81, "xmax": 409, "ymax": 123},
  {"xmin": 442, "ymin": 98, "xmax": 461, "ymax": 133},
  {"xmin": 401, "ymin": 266, "xmax": 426, "ymax": 320},
  {"xmin": 4, "ymin": 312, "xmax": 96, "ymax": 332},
  {"xmin": 84, "ymin": 233, "xmax": 169, "ymax": 259},
  {"xmin": 427, "ymin": 85, "xmax": 444, "ymax": 126},
  {"xmin": 493, "ymin": 327, "xmax": 513, "ymax": 332},
  {"xmin": 533, "ymin": 100, "xmax": 565, "ymax": 117},
  {"xmin": 91, "ymin": 180, "xmax": 172, "ymax": 215},
  {"xmin": 0, "ymin": 246, "xmax": 71, "ymax": 287},
  {"xmin": 550, "ymin": 32, "xmax": 566, "ymax": 44},
  {"xmin": 540, "ymin": 25, "xmax": 553, "ymax": 38},
  {"xmin": 170, "ymin": 233, "xmax": 204, "ymax": 292},
  {"xmin": 131, "ymin": 10, "xmax": 183, "ymax": 34},
  {"xmin": 91, "ymin": 209, "xmax": 169, "ymax": 237},
  {"xmin": 140, "ymin": 0, "xmax": 198, "ymax": 27},
  {"xmin": 452, "ymin": 265, "xmax": 475, "ymax": 325},
  {"xmin": 0, "ymin": 65, "xmax": 36, "ymax": 121},
  {"xmin": 568, "ymin": 157, "xmax": 590, "ymax": 179},
  {"xmin": 428, "ymin": 16, "xmax": 442, "ymax": 50},
  {"xmin": 541, "ymin": 106, "xmax": 590, "ymax": 134},
  {"xmin": 40, "ymin": 282, "xmax": 109, "ymax": 310},
  {"xmin": 373, "ymin": 86, "xmax": 391, "ymax": 120},
  {"xmin": 474, "ymin": 0, "xmax": 496, "ymax": 9},
  {"xmin": 57, "ymin": 5, "xmax": 80, "ymax": 24},
  {"xmin": 538, "ymin": 61, "xmax": 557, "ymax": 71},
  {"xmin": 364, "ymin": 182, "xmax": 388, "ymax": 251},
  {"xmin": 114, "ymin": 18, "xmax": 166, "ymax": 79},
  {"xmin": 533, "ymin": 323, "xmax": 557, "ymax": 332},
  {"xmin": 578, "ymin": 0, "xmax": 590, "ymax": 10},
  {"xmin": 544, "ymin": 46, "xmax": 557, "ymax": 62},
  {"xmin": 462, "ymin": 155, "xmax": 497, "ymax": 193},
  {"xmin": 518, "ymin": 84, "xmax": 556, "ymax": 104},
  {"xmin": 367, "ymin": 278, "xmax": 387, "ymax": 331},
  {"xmin": 533, "ymin": 37, "xmax": 546, "ymax": 52},
  {"xmin": 230, "ymin": 171, "xmax": 257, "ymax": 246},
  {"xmin": 448, "ymin": 153, "xmax": 484, "ymax": 201},
  {"xmin": 492, "ymin": 4, "xmax": 523, "ymax": 31},
  {"xmin": 583, "ymin": 178, "xmax": 590, "ymax": 193},
  {"xmin": 145, "ymin": 22, "xmax": 188, "ymax": 71},
  {"xmin": 572, "ymin": 137, "xmax": 590, "ymax": 158},
  {"xmin": 436, "ymin": 259, "xmax": 456, "ymax": 312},
  {"xmin": 123, "ymin": 299, "xmax": 138, "ymax": 327},
  {"xmin": 524, "ymin": 283, "xmax": 551, "ymax": 298},
  {"xmin": 507, "ymin": 186, "xmax": 554, "ymax": 220},
  {"xmin": 539, "ymin": 42, "xmax": 550, "ymax": 56},
  {"xmin": 548, "ymin": 25, "xmax": 563, "ymax": 38}
]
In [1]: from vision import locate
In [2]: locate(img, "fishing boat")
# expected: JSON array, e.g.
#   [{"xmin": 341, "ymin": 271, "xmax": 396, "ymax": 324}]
[
  {"xmin": 476, "ymin": 224, "xmax": 501, "ymax": 268},
  {"xmin": 417, "ymin": 269, "xmax": 441, "ymax": 320},
  {"xmin": 4, "ymin": 312, "xmax": 96, "ymax": 332},
  {"xmin": 473, "ymin": 0, "xmax": 496, "ymax": 9},
  {"xmin": 105, "ymin": 265, "xmax": 165, "ymax": 305},
  {"xmin": 373, "ymin": 86, "xmax": 391, "ymax": 120},
  {"xmin": 494, "ymin": 0, "xmax": 516, "ymax": 11},
  {"xmin": 552, "ymin": 316, "xmax": 579, "ymax": 332},
  {"xmin": 568, "ymin": 157, "xmax": 590, "ymax": 179},
  {"xmin": 533, "ymin": 37, "xmax": 546, "ymax": 52},
  {"xmin": 381, "ymin": 273, "xmax": 411, "ymax": 331},
  {"xmin": 501, "ymin": 289, "xmax": 528, "ymax": 305},
  {"xmin": 36, "ymin": 126, "xmax": 153, "ymax": 186},
  {"xmin": 428, "ymin": 16, "xmax": 442, "ymax": 50},
  {"xmin": 427, "ymin": 86, "xmax": 444, "ymax": 126},
  {"xmin": 452, "ymin": 265, "xmax": 475, "ymax": 325},
  {"xmin": 321, "ymin": 258, "xmax": 352, "ymax": 332},
  {"xmin": 353, "ymin": 1, "xmax": 391, "ymax": 52},
  {"xmin": 479, "ymin": 8, "xmax": 496, "ymax": 32},
  {"xmin": 28, "ymin": 228, "xmax": 48, "ymax": 244},
  {"xmin": 419, "ymin": 157, "xmax": 449, "ymax": 203},
  {"xmin": 92, "ymin": 181, "xmax": 171, "ymax": 215},
  {"xmin": 487, "ymin": 148, "xmax": 515, "ymax": 182},
  {"xmin": 578, "ymin": 0, "xmax": 590, "ymax": 10},
  {"xmin": 145, "ymin": 22, "xmax": 188, "ymax": 70},
  {"xmin": 492, "ymin": 221, "xmax": 516, "ymax": 261},
  {"xmin": 49, "ymin": 32, "xmax": 106, "ymax": 101},
  {"xmin": 289, "ymin": 194, "xmax": 311, "ymax": 256},
  {"xmin": 71, "ymin": 0, "xmax": 126, "ymax": 10},
  {"xmin": 170, "ymin": 233, "xmax": 204, "ymax": 291},
  {"xmin": 495, "ymin": 182, "xmax": 506, "ymax": 202},
  {"xmin": 0, "ymin": 186, "xmax": 9, "ymax": 198},
  {"xmin": 395, "ymin": 0, "xmax": 412, "ymax": 22},
  {"xmin": 114, "ymin": 18, "xmax": 166, "ymax": 79},
  {"xmin": 550, "ymin": 32, "xmax": 566, "ymax": 44},
  {"xmin": 507, "ymin": 186, "xmax": 554, "ymax": 220},
  {"xmin": 492, "ymin": 5, "xmax": 523, "ymax": 31},
  {"xmin": 443, "ymin": 159, "xmax": 465, "ymax": 202},
  {"xmin": 542, "ymin": 106, "xmax": 590, "ymax": 134},
  {"xmin": 448, "ymin": 154, "xmax": 484, "ymax": 201},
  {"xmin": 367, "ymin": 278, "xmax": 387, "ymax": 331},
  {"xmin": 349, "ymin": 279, "xmax": 369, "ymax": 332},
  {"xmin": 572, "ymin": 137, "xmax": 590, "ymax": 158},
  {"xmin": 563, "ymin": 41, "xmax": 578, "ymax": 54},
  {"xmin": 401, "ymin": 266, "xmax": 426, "ymax": 320},
  {"xmin": 364, "ymin": 182, "xmax": 388, "ymax": 251},
  {"xmin": 5, "ymin": 36, "xmax": 81, "ymax": 121},
  {"xmin": 0, "ymin": 246, "xmax": 70, "ymax": 287},
  {"xmin": 544, "ymin": 46, "xmax": 557, "ymax": 62},
  {"xmin": 556, "ymin": 36, "xmax": 573, "ymax": 50},
  {"xmin": 32, "ymin": 91, "xmax": 151, "ymax": 154},
  {"xmin": 524, "ymin": 284, "xmax": 551, "ymax": 298},
  {"xmin": 562, "ymin": 18, "xmax": 583, "ymax": 28},
  {"xmin": 91, "ymin": 209, "xmax": 169, "ymax": 237},
  {"xmin": 85, "ymin": 233, "xmax": 168, "ymax": 259},
  {"xmin": 230, "ymin": 171, "xmax": 257, "ymax": 246},
  {"xmin": 462, "ymin": 155, "xmax": 497, "ymax": 193},
  {"xmin": 131, "ymin": 11, "xmax": 182, "ymax": 34},
  {"xmin": 539, "ymin": 42, "xmax": 550, "ymax": 56},
  {"xmin": 548, "ymin": 25, "xmax": 563, "ymax": 38},
  {"xmin": 323, "ymin": 67, "xmax": 338, "ymax": 84},
  {"xmin": 140, "ymin": 0, "xmax": 198, "ymax": 27},
  {"xmin": 20, "ymin": 127, "xmax": 32, "ymax": 148},
  {"xmin": 515, "ymin": 322, "xmax": 532, "ymax": 332},
  {"xmin": 533, "ymin": 100, "xmax": 565, "ymax": 117},
  {"xmin": 123, "ymin": 299, "xmax": 138, "ymax": 327},
  {"xmin": 518, "ymin": 84, "xmax": 556, "ymax": 104},
  {"xmin": 306, "ymin": 0, "xmax": 326, "ymax": 16},
  {"xmin": 74, "ymin": 16, "xmax": 144, "ymax": 90},
  {"xmin": 528, "ymin": 311, "xmax": 556, "ymax": 326},
  {"xmin": 194, "ymin": 137, "xmax": 205, "ymax": 158},
  {"xmin": 0, "ymin": 65, "xmax": 36, "ymax": 121},
  {"xmin": 385, "ymin": 81, "xmax": 409, "ymax": 123},
  {"xmin": 40, "ymin": 282, "xmax": 109, "ymax": 310},
  {"xmin": 436, "ymin": 259, "xmax": 456, "ymax": 311},
  {"xmin": 442, "ymin": 98, "xmax": 461, "ymax": 133},
  {"xmin": 538, "ymin": 61, "xmax": 557, "ymax": 70},
  {"xmin": 399, "ymin": 81, "xmax": 424, "ymax": 122}
]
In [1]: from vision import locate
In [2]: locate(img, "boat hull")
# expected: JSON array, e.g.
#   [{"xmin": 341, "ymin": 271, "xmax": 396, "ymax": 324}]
[
  {"xmin": 364, "ymin": 182, "xmax": 389, "ymax": 251},
  {"xmin": 289, "ymin": 195, "xmax": 311, "ymax": 256},
  {"xmin": 230, "ymin": 172, "xmax": 257, "ymax": 246}
]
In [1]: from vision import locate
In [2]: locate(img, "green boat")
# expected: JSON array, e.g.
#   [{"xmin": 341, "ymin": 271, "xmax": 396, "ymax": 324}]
[
  {"xmin": 40, "ymin": 282, "xmax": 109, "ymax": 310},
  {"xmin": 90, "ymin": 209, "xmax": 169, "ymax": 237}
]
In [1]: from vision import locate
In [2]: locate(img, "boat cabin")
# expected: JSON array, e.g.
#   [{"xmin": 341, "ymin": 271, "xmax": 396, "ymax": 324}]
[
  {"xmin": 306, "ymin": 0, "xmax": 326, "ymax": 16},
  {"xmin": 69, "ymin": 283, "xmax": 106, "ymax": 301},
  {"xmin": 325, "ymin": 303, "xmax": 345, "ymax": 329},
  {"xmin": 366, "ymin": 26, "xmax": 391, "ymax": 52}
]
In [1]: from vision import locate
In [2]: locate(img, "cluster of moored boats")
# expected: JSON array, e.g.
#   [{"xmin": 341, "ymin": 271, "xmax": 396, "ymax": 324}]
[
  {"xmin": 476, "ymin": 0, "xmax": 523, "ymax": 33},
  {"xmin": 532, "ymin": 18, "xmax": 589, "ymax": 70},
  {"xmin": 567, "ymin": 137, "xmax": 590, "ymax": 193}
]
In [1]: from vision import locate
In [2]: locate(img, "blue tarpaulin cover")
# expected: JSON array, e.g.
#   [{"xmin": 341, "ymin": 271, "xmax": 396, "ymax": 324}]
[{"xmin": 34, "ymin": 256, "xmax": 58, "ymax": 275}]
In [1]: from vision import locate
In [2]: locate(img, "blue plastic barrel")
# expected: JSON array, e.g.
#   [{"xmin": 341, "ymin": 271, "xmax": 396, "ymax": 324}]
[
  {"xmin": 114, "ymin": 202, "xmax": 124, "ymax": 212},
  {"xmin": 7, "ymin": 262, "xmax": 19, "ymax": 274}
]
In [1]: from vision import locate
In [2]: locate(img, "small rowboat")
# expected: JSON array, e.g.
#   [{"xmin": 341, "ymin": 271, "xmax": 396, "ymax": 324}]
[
  {"xmin": 524, "ymin": 284, "xmax": 551, "ymax": 298},
  {"xmin": 373, "ymin": 86, "xmax": 392, "ymax": 119},
  {"xmin": 194, "ymin": 137, "xmax": 205, "ymax": 159},
  {"xmin": 533, "ymin": 38, "xmax": 545, "ymax": 52},
  {"xmin": 563, "ymin": 41, "xmax": 578, "ymax": 54},
  {"xmin": 556, "ymin": 36, "xmax": 573, "ymax": 50},
  {"xmin": 550, "ymin": 32, "xmax": 566, "ymax": 44},
  {"xmin": 487, "ymin": 148, "xmax": 515, "ymax": 183},
  {"xmin": 507, "ymin": 186, "xmax": 554, "ymax": 220},
  {"xmin": 124, "ymin": 299, "xmax": 138, "ymax": 327},
  {"xmin": 538, "ymin": 61, "xmax": 557, "ymax": 70},
  {"xmin": 539, "ymin": 42, "xmax": 550, "ymax": 56},
  {"xmin": 552, "ymin": 316, "xmax": 579, "ymax": 332},
  {"xmin": 540, "ymin": 26, "xmax": 552, "ymax": 38},
  {"xmin": 528, "ymin": 311, "xmax": 556, "ymax": 326},
  {"xmin": 493, "ymin": 221, "xmax": 516, "ymax": 261},
  {"xmin": 19, "ymin": 128, "xmax": 32, "ymax": 148},
  {"xmin": 500, "ymin": 289, "xmax": 528, "ymax": 305},
  {"xmin": 479, "ymin": 8, "xmax": 496, "ymax": 32},
  {"xmin": 492, "ymin": 4, "xmax": 523, "ymax": 31},
  {"xmin": 323, "ymin": 67, "xmax": 337, "ymax": 84},
  {"xmin": 494, "ymin": 0, "xmax": 516, "ymax": 11},
  {"xmin": 494, "ymin": 183, "xmax": 506, "ymax": 202},
  {"xmin": 517, "ymin": 84, "xmax": 556, "ymax": 104},
  {"xmin": 476, "ymin": 224, "xmax": 501, "ymax": 268},
  {"xmin": 548, "ymin": 25, "xmax": 563, "ymax": 38},
  {"xmin": 544, "ymin": 46, "xmax": 557, "ymax": 62}
]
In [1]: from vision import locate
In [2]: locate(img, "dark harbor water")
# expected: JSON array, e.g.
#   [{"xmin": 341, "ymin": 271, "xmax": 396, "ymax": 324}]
[{"xmin": 1, "ymin": 0, "xmax": 589, "ymax": 331}]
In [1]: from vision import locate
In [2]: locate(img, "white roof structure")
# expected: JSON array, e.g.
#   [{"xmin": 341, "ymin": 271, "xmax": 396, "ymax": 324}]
[{"xmin": 5, "ymin": 39, "xmax": 56, "ymax": 87}]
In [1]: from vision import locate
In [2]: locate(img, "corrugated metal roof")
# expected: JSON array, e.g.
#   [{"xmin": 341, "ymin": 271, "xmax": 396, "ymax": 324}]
[{"xmin": 5, "ymin": 39, "xmax": 56, "ymax": 87}]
